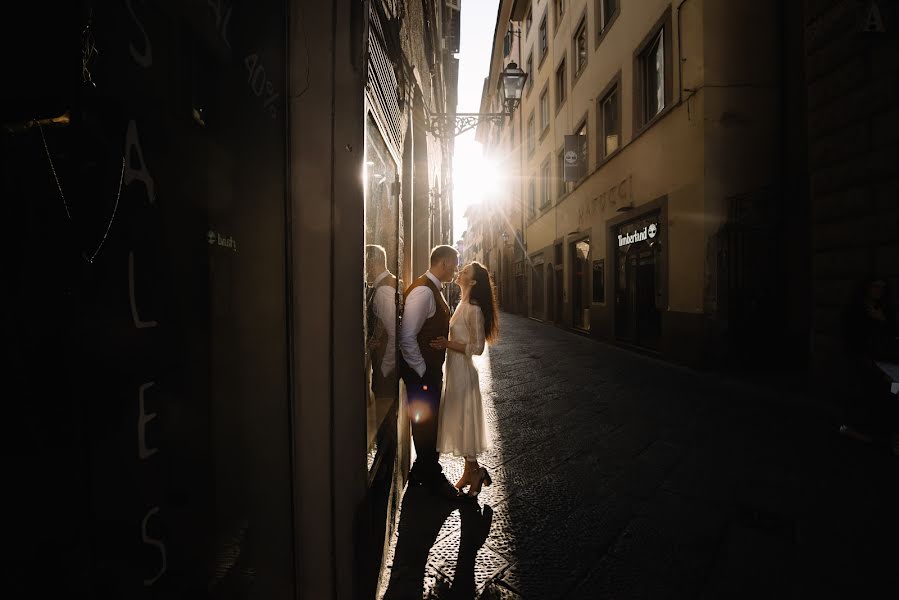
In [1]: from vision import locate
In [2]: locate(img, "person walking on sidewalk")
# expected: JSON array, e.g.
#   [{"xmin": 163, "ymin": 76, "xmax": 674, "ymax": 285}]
[
  {"xmin": 840, "ymin": 276, "xmax": 899, "ymax": 455},
  {"xmin": 399, "ymin": 245, "xmax": 462, "ymax": 499},
  {"xmin": 430, "ymin": 262, "xmax": 498, "ymax": 497}
]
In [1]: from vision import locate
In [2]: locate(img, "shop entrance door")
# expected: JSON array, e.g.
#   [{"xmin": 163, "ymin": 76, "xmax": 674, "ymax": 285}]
[
  {"xmin": 615, "ymin": 215, "xmax": 661, "ymax": 348},
  {"xmin": 554, "ymin": 267, "xmax": 564, "ymax": 324}
]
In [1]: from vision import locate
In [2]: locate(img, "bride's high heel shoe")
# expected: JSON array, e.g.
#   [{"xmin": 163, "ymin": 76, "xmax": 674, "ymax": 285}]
[
  {"xmin": 454, "ymin": 472, "xmax": 472, "ymax": 491},
  {"xmin": 466, "ymin": 467, "xmax": 492, "ymax": 497}
]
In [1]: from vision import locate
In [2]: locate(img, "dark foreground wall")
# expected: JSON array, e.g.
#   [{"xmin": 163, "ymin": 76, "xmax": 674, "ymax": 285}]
[
  {"xmin": 4, "ymin": 1, "xmax": 297, "ymax": 596},
  {"xmin": 805, "ymin": 1, "xmax": 899, "ymax": 382}
]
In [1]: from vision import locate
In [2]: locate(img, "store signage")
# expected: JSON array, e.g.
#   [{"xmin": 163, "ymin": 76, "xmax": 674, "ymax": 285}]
[
  {"xmin": 618, "ymin": 223, "xmax": 658, "ymax": 247},
  {"xmin": 564, "ymin": 135, "xmax": 585, "ymax": 181},
  {"xmin": 207, "ymin": 229, "xmax": 238, "ymax": 252},
  {"xmin": 577, "ymin": 175, "xmax": 633, "ymax": 225}
]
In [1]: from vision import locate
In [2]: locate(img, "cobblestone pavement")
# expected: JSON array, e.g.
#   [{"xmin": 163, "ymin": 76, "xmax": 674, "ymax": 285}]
[{"xmin": 380, "ymin": 313, "xmax": 899, "ymax": 599}]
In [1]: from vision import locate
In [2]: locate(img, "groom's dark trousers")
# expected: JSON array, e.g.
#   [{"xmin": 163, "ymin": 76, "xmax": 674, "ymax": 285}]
[
  {"xmin": 400, "ymin": 274, "xmax": 452, "ymax": 485},
  {"xmin": 399, "ymin": 362, "xmax": 443, "ymax": 482}
]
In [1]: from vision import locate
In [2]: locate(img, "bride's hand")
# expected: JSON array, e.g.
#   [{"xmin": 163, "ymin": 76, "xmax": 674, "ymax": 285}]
[{"xmin": 429, "ymin": 336, "xmax": 448, "ymax": 349}]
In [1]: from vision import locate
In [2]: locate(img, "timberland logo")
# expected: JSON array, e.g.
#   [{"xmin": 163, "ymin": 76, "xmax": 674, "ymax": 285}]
[
  {"xmin": 207, "ymin": 229, "xmax": 238, "ymax": 252},
  {"xmin": 618, "ymin": 223, "xmax": 658, "ymax": 247}
]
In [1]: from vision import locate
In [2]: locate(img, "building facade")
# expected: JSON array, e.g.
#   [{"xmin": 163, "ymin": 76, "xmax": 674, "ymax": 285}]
[
  {"xmin": 474, "ymin": 0, "xmax": 529, "ymax": 315},
  {"xmin": 478, "ymin": 0, "xmax": 807, "ymax": 367}
]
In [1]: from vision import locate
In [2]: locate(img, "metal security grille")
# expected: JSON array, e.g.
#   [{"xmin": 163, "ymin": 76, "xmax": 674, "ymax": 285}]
[{"xmin": 368, "ymin": 5, "xmax": 402, "ymax": 149}]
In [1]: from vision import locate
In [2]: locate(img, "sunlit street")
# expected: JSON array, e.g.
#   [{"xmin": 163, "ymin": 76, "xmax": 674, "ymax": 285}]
[{"xmin": 5, "ymin": 0, "xmax": 898, "ymax": 597}]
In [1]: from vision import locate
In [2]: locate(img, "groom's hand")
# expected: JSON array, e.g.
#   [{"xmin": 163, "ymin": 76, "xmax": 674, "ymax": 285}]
[{"xmin": 429, "ymin": 336, "xmax": 448, "ymax": 350}]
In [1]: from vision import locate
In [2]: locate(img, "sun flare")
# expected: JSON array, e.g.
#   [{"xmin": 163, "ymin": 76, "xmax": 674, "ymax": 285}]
[{"xmin": 454, "ymin": 153, "xmax": 500, "ymax": 201}]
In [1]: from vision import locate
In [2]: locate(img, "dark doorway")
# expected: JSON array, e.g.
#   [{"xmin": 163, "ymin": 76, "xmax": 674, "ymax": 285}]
[
  {"xmin": 554, "ymin": 266, "xmax": 564, "ymax": 324},
  {"xmin": 530, "ymin": 256, "xmax": 545, "ymax": 320},
  {"xmin": 614, "ymin": 214, "xmax": 661, "ymax": 348},
  {"xmin": 547, "ymin": 264, "xmax": 556, "ymax": 323}
]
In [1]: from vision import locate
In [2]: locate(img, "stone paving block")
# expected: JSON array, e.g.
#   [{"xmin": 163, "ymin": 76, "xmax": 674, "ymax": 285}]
[
  {"xmin": 383, "ymin": 313, "xmax": 899, "ymax": 597},
  {"xmin": 483, "ymin": 496, "xmax": 550, "ymax": 561},
  {"xmin": 515, "ymin": 454, "xmax": 618, "ymax": 519},
  {"xmin": 608, "ymin": 440, "xmax": 685, "ymax": 500},
  {"xmin": 658, "ymin": 449, "xmax": 742, "ymax": 508},
  {"xmin": 698, "ymin": 523, "xmax": 794, "ymax": 599},
  {"xmin": 559, "ymin": 492, "xmax": 635, "ymax": 559},
  {"xmin": 499, "ymin": 494, "xmax": 635, "ymax": 599},
  {"xmin": 479, "ymin": 581, "xmax": 524, "ymax": 599},
  {"xmin": 596, "ymin": 423, "xmax": 659, "ymax": 459},
  {"xmin": 428, "ymin": 528, "xmax": 510, "ymax": 595},
  {"xmin": 433, "ymin": 509, "xmax": 461, "ymax": 544},
  {"xmin": 567, "ymin": 554, "xmax": 687, "ymax": 600},
  {"xmin": 470, "ymin": 465, "xmax": 518, "ymax": 506},
  {"xmin": 608, "ymin": 515, "xmax": 713, "ymax": 584}
]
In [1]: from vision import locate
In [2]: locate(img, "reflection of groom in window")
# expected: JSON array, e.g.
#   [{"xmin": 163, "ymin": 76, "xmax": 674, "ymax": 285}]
[{"xmin": 366, "ymin": 244, "xmax": 398, "ymax": 399}]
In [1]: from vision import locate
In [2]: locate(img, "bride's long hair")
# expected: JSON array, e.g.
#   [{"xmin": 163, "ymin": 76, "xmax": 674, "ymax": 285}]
[{"xmin": 469, "ymin": 261, "xmax": 499, "ymax": 342}]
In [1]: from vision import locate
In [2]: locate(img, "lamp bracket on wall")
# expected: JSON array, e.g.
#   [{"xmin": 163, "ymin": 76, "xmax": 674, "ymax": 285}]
[{"xmin": 427, "ymin": 112, "xmax": 507, "ymax": 138}]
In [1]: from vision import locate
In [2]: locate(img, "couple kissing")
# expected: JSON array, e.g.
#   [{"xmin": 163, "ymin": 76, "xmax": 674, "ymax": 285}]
[{"xmin": 398, "ymin": 245, "xmax": 500, "ymax": 500}]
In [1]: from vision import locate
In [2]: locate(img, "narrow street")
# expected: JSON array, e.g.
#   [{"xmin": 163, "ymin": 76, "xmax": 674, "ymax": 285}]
[{"xmin": 382, "ymin": 313, "xmax": 899, "ymax": 599}]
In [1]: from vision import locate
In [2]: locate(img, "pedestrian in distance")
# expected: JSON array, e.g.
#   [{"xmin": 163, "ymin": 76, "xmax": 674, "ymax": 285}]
[
  {"xmin": 839, "ymin": 276, "xmax": 899, "ymax": 456},
  {"xmin": 430, "ymin": 261, "xmax": 499, "ymax": 497}
]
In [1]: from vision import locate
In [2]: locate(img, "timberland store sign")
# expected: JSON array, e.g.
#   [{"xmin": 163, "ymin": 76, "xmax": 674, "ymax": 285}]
[{"xmin": 618, "ymin": 223, "xmax": 658, "ymax": 247}]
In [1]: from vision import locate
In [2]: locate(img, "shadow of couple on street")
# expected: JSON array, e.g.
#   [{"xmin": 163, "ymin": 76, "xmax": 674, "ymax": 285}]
[{"xmin": 383, "ymin": 482, "xmax": 494, "ymax": 599}]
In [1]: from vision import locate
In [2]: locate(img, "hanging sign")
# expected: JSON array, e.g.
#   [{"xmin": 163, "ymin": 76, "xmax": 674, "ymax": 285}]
[{"xmin": 564, "ymin": 135, "xmax": 585, "ymax": 182}]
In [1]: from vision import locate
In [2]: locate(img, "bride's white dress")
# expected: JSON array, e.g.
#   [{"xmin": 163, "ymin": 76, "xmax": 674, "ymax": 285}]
[{"xmin": 437, "ymin": 300, "xmax": 491, "ymax": 457}]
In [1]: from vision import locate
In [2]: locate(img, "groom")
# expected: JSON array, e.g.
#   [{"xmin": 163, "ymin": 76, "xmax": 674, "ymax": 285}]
[{"xmin": 399, "ymin": 245, "xmax": 460, "ymax": 499}]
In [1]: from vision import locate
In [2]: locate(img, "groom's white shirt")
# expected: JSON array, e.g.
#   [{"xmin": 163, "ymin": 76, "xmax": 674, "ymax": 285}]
[
  {"xmin": 371, "ymin": 270, "xmax": 396, "ymax": 377},
  {"xmin": 399, "ymin": 271, "xmax": 443, "ymax": 378}
]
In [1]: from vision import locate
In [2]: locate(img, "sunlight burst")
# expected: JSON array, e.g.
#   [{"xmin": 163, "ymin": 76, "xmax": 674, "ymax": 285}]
[{"xmin": 454, "ymin": 149, "xmax": 501, "ymax": 208}]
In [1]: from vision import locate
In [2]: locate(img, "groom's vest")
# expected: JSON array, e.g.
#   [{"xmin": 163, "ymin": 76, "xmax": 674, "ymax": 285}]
[{"xmin": 403, "ymin": 274, "xmax": 451, "ymax": 373}]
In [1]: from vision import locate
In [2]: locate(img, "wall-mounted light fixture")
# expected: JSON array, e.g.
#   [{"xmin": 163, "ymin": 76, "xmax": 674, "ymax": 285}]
[{"xmin": 427, "ymin": 61, "xmax": 528, "ymax": 138}]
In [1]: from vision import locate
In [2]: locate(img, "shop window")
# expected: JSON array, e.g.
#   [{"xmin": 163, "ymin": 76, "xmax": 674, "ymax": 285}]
[{"xmin": 572, "ymin": 239, "xmax": 591, "ymax": 330}]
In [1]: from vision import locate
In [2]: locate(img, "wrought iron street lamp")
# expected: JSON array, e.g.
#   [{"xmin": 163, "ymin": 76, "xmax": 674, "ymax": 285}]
[
  {"xmin": 428, "ymin": 61, "xmax": 528, "ymax": 138},
  {"xmin": 499, "ymin": 61, "xmax": 527, "ymax": 113}
]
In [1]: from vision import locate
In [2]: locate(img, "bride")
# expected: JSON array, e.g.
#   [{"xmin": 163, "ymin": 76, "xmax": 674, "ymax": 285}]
[{"xmin": 429, "ymin": 261, "xmax": 499, "ymax": 497}]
